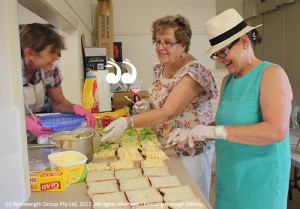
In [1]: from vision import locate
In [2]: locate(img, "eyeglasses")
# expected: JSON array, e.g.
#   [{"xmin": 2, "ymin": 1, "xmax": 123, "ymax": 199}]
[
  {"xmin": 153, "ymin": 40, "xmax": 178, "ymax": 48},
  {"xmin": 210, "ymin": 38, "xmax": 240, "ymax": 60}
]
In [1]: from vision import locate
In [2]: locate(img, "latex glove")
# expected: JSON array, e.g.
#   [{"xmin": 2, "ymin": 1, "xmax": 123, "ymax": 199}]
[
  {"xmin": 101, "ymin": 117, "xmax": 128, "ymax": 142},
  {"xmin": 25, "ymin": 115, "xmax": 53, "ymax": 137},
  {"xmin": 132, "ymin": 100, "xmax": 150, "ymax": 113},
  {"xmin": 74, "ymin": 104, "xmax": 96, "ymax": 128},
  {"xmin": 167, "ymin": 128, "xmax": 191, "ymax": 146},
  {"xmin": 188, "ymin": 125, "xmax": 227, "ymax": 147}
]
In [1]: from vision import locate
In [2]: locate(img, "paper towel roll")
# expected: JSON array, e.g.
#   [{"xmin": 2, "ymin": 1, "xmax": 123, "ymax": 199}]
[{"xmin": 94, "ymin": 64, "xmax": 112, "ymax": 112}]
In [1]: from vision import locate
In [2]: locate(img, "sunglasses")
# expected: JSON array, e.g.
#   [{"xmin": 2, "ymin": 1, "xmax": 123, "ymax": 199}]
[{"xmin": 210, "ymin": 38, "xmax": 240, "ymax": 60}]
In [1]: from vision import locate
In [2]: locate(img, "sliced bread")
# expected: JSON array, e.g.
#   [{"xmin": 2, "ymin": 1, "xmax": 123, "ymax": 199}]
[
  {"xmin": 141, "ymin": 159, "xmax": 166, "ymax": 168},
  {"xmin": 86, "ymin": 162, "xmax": 110, "ymax": 171},
  {"xmin": 125, "ymin": 188, "xmax": 163, "ymax": 204},
  {"xmin": 115, "ymin": 168, "xmax": 143, "ymax": 180},
  {"xmin": 143, "ymin": 166, "xmax": 170, "ymax": 177},
  {"xmin": 159, "ymin": 185, "xmax": 197, "ymax": 203},
  {"xmin": 86, "ymin": 170, "xmax": 115, "ymax": 182},
  {"xmin": 149, "ymin": 175, "xmax": 181, "ymax": 188},
  {"xmin": 87, "ymin": 180, "xmax": 119, "ymax": 196},
  {"xmin": 119, "ymin": 177, "xmax": 150, "ymax": 191},
  {"xmin": 109, "ymin": 159, "xmax": 135, "ymax": 170},
  {"xmin": 91, "ymin": 191, "xmax": 128, "ymax": 209}
]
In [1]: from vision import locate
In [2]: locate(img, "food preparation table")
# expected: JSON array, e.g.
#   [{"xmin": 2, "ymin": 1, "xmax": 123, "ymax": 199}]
[{"xmin": 23, "ymin": 146, "xmax": 212, "ymax": 209}]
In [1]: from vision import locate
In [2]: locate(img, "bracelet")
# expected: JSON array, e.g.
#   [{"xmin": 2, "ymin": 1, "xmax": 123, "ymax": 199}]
[{"xmin": 129, "ymin": 115, "xmax": 135, "ymax": 128}]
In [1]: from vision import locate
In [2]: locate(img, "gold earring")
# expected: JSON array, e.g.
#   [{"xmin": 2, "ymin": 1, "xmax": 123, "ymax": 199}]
[
  {"xmin": 180, "ymin": 53, "xmax": 185, "ymax": 59},
  {"xmin": 243, "ymin": 46, "xmax": 247, "ymax": 49}
]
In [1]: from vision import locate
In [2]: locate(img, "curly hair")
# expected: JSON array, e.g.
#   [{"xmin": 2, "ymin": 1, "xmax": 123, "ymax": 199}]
[{"xmin": 151, "ymin": 14, "xmax": 192, "ymax": 53}]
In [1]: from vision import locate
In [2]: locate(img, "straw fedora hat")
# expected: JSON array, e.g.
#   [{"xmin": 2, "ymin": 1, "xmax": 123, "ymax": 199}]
[{"xmin": 204, "ymin": 8, "xmax": 262, "ymax": 56}]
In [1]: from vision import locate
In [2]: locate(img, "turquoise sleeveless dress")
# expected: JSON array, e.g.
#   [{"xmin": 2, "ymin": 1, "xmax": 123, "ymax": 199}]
[{"xmin": 215, "ymin": 61, "xmax": 290, "ymax": 209}]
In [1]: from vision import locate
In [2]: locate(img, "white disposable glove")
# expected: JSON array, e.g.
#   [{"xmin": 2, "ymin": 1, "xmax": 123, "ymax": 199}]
[
  {"xmin": 132, "ymin": 100, "xmax": 150, "ymax": 113},
  {"xmin": 101, "ymin": 117, "xmax": 128, "ymax": 142},
  {"xmin": 188, "ymin": 125, "xmax": 227, "ymax": 147},
  {"xmin": 167, "ymin": 128, "xmax": 191, "ymax": 147}
]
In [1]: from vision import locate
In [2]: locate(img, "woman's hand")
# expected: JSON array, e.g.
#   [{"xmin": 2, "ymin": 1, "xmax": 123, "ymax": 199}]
[
  {"xmin": 74, "ymin": 105, "xmax": 96, "ymax": 128},
  {"xmin": 101, "ymin": 117, "xmax": 128, "ymax": 142},
  {"xmin": 132, "ymin": 100, "xmax": 150, "ymax": 113},
  {"xmin": 25, "ymin": 115, "xmax": 53, "ymax": 137},
  {"xmin": 167, "ymin": 128, "xmax": 191, "ymax": 146}
]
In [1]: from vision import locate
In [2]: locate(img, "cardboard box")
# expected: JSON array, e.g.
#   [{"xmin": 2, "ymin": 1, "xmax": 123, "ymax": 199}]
[
  {"xmin": 30, "ymin": 171, "xmax": 69, "ymax": 192},
  {"xmin": 98, "ymin": 0, "xmax": 113, "ymax": 60},
  {"xmin": 84, "ymin": 47, "xmax": 107, "ymax": 75},
  {"xmin": 112, "ymin": 91, "xmax": 149, "ymax": 110}
]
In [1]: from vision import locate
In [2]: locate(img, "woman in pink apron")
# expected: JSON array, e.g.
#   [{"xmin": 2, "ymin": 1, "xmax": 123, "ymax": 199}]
[{"xmin": 20, "ymin": 23, "xmax": 95, "ymax": 141}]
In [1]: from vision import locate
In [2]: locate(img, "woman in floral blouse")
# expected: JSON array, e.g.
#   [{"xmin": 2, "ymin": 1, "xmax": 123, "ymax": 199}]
[{"xmin": 102, "ymin": 14, "xmax": 218, "ymax": 199}]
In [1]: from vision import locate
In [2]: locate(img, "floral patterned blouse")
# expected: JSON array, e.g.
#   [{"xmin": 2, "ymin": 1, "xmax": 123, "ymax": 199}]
[{"xmin": 149, "ymin": 60, "xmax": 218, "ymax": 157}]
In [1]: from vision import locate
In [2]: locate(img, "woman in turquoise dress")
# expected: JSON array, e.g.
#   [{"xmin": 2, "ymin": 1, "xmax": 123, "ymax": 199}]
[{"xmin": 167, "ymin": 9, "xmax": 293, "ymax": 209}]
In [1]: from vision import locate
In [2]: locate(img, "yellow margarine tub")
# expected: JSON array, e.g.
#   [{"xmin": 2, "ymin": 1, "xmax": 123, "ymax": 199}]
[{"xmin": 48, "ymin": 151, "xmax": 87, "ymax": 184}]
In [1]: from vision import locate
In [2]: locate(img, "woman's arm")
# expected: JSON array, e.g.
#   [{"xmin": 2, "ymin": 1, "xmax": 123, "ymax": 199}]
[
  {"xmin": 225, "ymin": 65, "xmax": 293, "ymax": 145},
  {"xmin": 127, "ymin": 75, "xmax": 203, "ymax": 128},
  {"xmin": 47, "ymin": 84, "xmax": 75, "ymax": 113}
]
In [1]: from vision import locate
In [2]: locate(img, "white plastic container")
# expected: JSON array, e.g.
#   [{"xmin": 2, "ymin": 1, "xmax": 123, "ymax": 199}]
[{"xmin": 48, "ymin": 151, "xmax": 87, "ymax": 184}]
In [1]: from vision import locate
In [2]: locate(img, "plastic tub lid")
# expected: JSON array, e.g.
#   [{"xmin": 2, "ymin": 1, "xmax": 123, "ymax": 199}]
[{"xmin": 48, "ymin": 151, "xmax": 87, "ymax": 167}]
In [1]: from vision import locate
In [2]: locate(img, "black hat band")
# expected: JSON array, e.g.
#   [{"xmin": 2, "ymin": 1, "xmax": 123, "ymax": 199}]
[{"xmin": 209, "ymin": 21, "xmax": 247, "ymax": 46}]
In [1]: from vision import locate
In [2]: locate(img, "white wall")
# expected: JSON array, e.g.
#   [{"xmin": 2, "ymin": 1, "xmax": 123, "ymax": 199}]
[
  {"xmin": 0, "ymin": 0, "xmax": 30, "ymax": 207},
  {"xmin": 112, "ymin": 0, "xmax": 216, "ymax": 90}
]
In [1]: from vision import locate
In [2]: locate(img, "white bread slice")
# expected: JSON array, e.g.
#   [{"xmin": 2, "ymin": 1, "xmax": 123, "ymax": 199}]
[
  {"xmin": 91, "ymin": 191, "xmax": 129, "ymax": 209},
  {"xmin": 86, "ymin": 170, "xmax": 115, "ymax": 182},
  {"xmin": 93, "ymin": 150, "xmax": 116, "ymax": 159},
  {"xmin": 159, "ymin": 185, "xmax": 197, "ymax": 203},
  {"xmin": 141, "ymin": 159, "xmax": 166, "ymax": 168},
  {"xmin": 125, "ymin": 188, "xmax": 163, "ymax": 204},
  {"xmin": 143, "ymin": 148, "xmax": 169, "ymax": 161},
  {"xmin": 115, "ymin": 168, "xmax": 143, "ymax": 180},
  {"xmin": 132, "ymin": 205, "xmax": 168, "ymax": 209},
  {"xmin": 109, "ymin": 159, "xmax": 135, "ymax": 170},
  {"xmin": 149, "ymin": 175, "xmax": 181, "ymax": 188},
  {"xmin": 117, "ymin": 147, "xmax": 144, "ymax": 163},
  {"xmin": 87, "ymin": 180, "xmax": 119, "ymax": 196},
  {"xmin": 170, "ymin": 198, "xmax": 208, "ymax": 209},
  {"xmin": 119, "ymin": 177, "xmax": 150, "ymax": 191},
  {"xmin": 143, "ymin": 166, "xmax": 170, "ymax": 177},
  {"xmin": 86, "ymin": 162, "xmax": 110, "ymax": 171}
]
